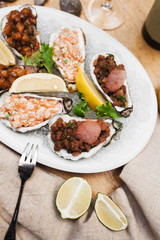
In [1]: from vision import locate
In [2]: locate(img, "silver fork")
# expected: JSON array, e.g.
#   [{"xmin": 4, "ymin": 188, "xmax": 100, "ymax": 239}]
[{"xmin": 4, "ymin": 143, "xmax": 38, "ymax": 240}]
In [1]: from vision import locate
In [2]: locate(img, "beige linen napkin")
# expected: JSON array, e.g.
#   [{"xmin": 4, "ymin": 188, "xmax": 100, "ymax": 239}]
[{"xmin": 0, "ymin": 116, "xmax": 160, "ymax": 240}]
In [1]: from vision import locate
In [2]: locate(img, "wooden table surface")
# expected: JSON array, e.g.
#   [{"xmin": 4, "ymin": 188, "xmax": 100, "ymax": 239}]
[{"xmin": 6, "ymin": 0, "xmax": 159, "ymax": 198}]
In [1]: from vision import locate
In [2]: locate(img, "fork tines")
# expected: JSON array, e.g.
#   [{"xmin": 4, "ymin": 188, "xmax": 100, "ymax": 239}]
[{"xmin": 19, "ymin": 143, "xmax": 38, "ymax": 166}]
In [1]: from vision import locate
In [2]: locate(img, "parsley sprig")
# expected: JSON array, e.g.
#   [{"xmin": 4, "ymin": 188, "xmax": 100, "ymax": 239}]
[
  {"xmin": 72, "ymin": 92, "xmax": 90, "ymax": 117},
  {"xmin": 116, "ymin": 96, "xmax": 126, "ymax": 107},
  {"xmin": 96, "ymin": 102, "xmax": 121, "ymax": 119},
  {"xmin": 73, "ymin": 92, "xmax": 122, "ymax": 119},
  {"xmin": 21, "ymin": 43, "xmax": 54, "ymax": 74}
]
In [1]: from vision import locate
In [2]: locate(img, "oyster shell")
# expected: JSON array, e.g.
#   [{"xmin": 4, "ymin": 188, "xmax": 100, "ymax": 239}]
[
  {"xmin": 0, "ymin": 92, "xmax": 72, "ymax": 132},
  {"xmin": 1, "ymin": 4, "xmax": 41, "ymax": 57},
  {"xmin": 48, "ymin": 114, "xmax": 121, "ymax": 161},
  {"xmin": 90, "ymin": 53, "xmax": 133, "ymax": 117},
  {"xmin": 49, "ymin": 27, "xmax": 86, "ymax": 91}
]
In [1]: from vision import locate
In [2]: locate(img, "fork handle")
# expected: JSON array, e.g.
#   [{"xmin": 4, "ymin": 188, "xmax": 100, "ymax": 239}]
[{"xmin": 4, "ymin": 180, "xmax": 25, "ymax": 240}]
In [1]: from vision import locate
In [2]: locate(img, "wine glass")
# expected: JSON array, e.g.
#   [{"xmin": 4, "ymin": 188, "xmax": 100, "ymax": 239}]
[{"xmin": 84, "ymin": 0, "xmax": 125, "ymax": 30}]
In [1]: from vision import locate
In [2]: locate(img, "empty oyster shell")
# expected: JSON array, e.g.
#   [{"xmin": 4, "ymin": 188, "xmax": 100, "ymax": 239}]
[
  {"xmin": 1, "ymin": 4, "xmax": 41, "ymax": 57},
  {"xmin": 90, "ymin": 53, "xmax": 133, "ymax": 117},
  {"xmin": 48, "ymin": 114, "xmax": 121, "ymax": 161},
  {"xmin": 0, "ymin": 92, "xmax": 72, "ymax": 132},
  {"xmin": 49, "ymin": 27, "xmax": 86, "ymax": 91}
]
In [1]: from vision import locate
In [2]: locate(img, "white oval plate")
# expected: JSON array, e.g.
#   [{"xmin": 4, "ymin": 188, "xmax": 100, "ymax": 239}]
[{"xmin": 0, "ymin": 6, "xmax": 157, "ymax": 173}]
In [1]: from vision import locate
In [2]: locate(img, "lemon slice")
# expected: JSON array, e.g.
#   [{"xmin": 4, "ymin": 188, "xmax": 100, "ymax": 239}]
[
  {"xmin": 0, "ymin": 39, "xmax": 15, "ymax": 66},
  {"xmin": 56, "ymin": 177, "xmax": 92, "ymax": 219},
  {"xmin": 9, "ymin": 73, "xmax": 68, "ymax": 93},
  {"xmin": 75, "ymin": 66, "xmax": 106, "ymax": 109},
  {"xmin": 95, "ymin": 193, "xmax": 128, "ymax": 231}
]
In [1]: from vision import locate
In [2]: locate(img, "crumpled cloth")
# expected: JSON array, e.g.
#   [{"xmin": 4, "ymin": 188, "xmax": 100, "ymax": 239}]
[{"xmin": 0, "ymin": 116, "xmax": 160, "ymax": 240}]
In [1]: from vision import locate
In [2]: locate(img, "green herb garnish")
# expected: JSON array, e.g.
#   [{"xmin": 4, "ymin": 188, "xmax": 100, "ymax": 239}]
[
  {"xmin": 78, "ymin": 91, "xmax": 85, "ymax": 101},
  {"xmin": 105, "ymin": 63, "xmax": 108, "ymax": 71},
  {"xmin": 21, "ymin": 50, "xmax": 43, "ymax": 67},
  {"xmin": 116, "ymin": 96, "xmax": 126, "ymax": 107},
  {"xmin": 107, "ymin": 53, "xmax": 114, "ymax": 58},
  {"xmin": 21, "ymin": 43, "xmax": 54, "ymax": 74},
  {"xmin": 64, "ymin": 58, "xmax": 68, "ymax": 64},
  {"xmin": 96, "ymin": 102, "xmax": 121, "ymax": 119},
  {"xmin": 72, "ymin": 101, "xmax": 89, "ymax": 118},
  {"xmin": 4, "ymin": 113, "xmax": 9, "ymax": 118},
  {"xmin": 73, "ymin": 92, "xmax": 121, "ymax": 119},
  {"xmin": 41, "ymin": 43, "xmax": 54, "ymax": 73},
  {"xmin": 67, "ymin": 122, "xmax": 75, "ymax": 128},
  {"xmin": 72, "ymin": 92, "xmax": 91, "ymax": 117}
]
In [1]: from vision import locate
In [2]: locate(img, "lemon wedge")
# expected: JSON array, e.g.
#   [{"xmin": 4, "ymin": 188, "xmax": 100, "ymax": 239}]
[
  {"xmin": 0, "ymin": 39, "xmax": 15, "ymax": 66},
  {"xmin": 56, "ymin": 177, "xmax": 92, "ymax": 219},
  {"xmin": 95, "ymin": 193, "xmax": 128, "ymax": 231},
  {"xmin": 9, "ymin": 73, "xmax": 68, "ymax": 93},
  {"xmin": 76, "ymin": 66, "xmax": 106, "ymax": 109}
]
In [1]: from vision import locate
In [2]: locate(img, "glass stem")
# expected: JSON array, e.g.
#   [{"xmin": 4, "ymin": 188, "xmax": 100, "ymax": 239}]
[{"xmin": 101, "ymin": 0, "xmax": 113, "ymax": 10}]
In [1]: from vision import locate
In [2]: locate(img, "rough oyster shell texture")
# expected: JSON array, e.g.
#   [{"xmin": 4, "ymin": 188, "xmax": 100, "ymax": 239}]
[
  {"xmin": 90, "ymin": 53, "xmax": 133, "ymax": 117},
  {"xmin": 48, "ymin": 114, "xmax": 120, "ymax": 161}
]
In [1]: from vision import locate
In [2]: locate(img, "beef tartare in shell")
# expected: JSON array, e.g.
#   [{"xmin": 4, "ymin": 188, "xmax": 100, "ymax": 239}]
[
  {"xmin": 1, "ymin": 5, "xmax": 40, "ymax": 57},
  {"xmin": 48, "ymin": 114, "xmax": 120, "ymax": 161},
  {"xmin": 90, "ymin": 53, "xmax": 133, "ymax": 117}
]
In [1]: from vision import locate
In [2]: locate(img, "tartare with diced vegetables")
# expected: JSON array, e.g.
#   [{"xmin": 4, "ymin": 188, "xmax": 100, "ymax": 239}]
[
  {"xmin": 0, "ymin": 94, "xmax": 63, "ymax": 128},
  {"xmin": 49, "ymin": 27, "xmax": 85, "ymax": 83}
]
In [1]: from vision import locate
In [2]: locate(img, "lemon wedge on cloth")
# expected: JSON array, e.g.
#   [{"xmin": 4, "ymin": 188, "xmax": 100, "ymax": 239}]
[
  {"xmin": 56, "ymin": 177, "xmax": 92, "ymax": 219},
  {"xmin": 0, "ymin": 39, "xmax": 15, "ymax": 66},
  {"xmin": 95, "ymin": 193, "xmax": 128, "ymax": 231},
  {"xmin": 76, "ymin": 66, "xmax": 106, "ymax": 109},
  {"xmin": 9, "ymin": 73, "xmax": 68, "ymax": 93}
]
